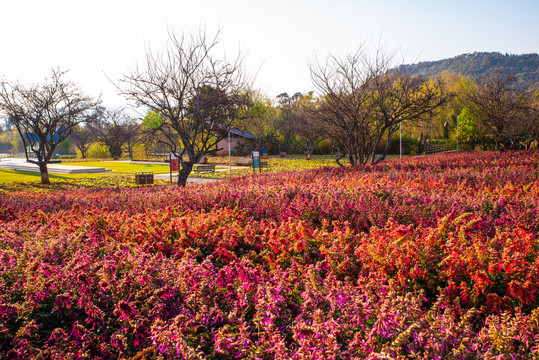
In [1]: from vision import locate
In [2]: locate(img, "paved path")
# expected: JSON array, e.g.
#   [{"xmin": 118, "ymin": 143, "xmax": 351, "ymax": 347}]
[
  {"xmin": 117, "ymin": 160, "xmax": 246, "ymax": 171},
  {"xmin": 0, "ymin": 158, "xmax": 111, "ymax": 174},
  {"xmin": 154, "ymin": 173, "xmax": 220, "ymax": 184}
]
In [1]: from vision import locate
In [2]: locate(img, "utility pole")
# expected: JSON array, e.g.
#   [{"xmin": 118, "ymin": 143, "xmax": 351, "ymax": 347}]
[
  {"xmin": 456, "ymin": 116, "xmax": 459, "ymax": 151},
  {"xmin": 228, "ymin": 129, "xmax": 232, "ymax": 178},
  {"xmin": 399, "ymin": 122, "xmax": 402, "ymax": 159}
]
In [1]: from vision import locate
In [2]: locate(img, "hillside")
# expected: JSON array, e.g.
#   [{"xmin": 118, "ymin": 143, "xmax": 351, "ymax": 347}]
[{"xmin": 399, "ymin": 52, "xmax": 539, "ymax": 89}]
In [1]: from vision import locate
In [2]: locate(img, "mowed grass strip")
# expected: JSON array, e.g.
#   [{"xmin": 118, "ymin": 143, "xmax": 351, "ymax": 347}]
[
  {"xmin": 0, "ymin": 161, "xmax": 170, "ymax": 183},
  {"xmin": 0, "ymin": 169, "xmax": 114, "ymax": 183},
  {"xmin": 60, "ymin": 161, "xmax": 171, "ymax": 174}
]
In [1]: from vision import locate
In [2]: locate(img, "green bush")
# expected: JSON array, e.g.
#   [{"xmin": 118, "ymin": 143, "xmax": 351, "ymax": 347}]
[
  {"xmin": 389, "ymin": 135, "xmax": 423, "ymax": 155},
  {"xmin": 87, "ymin": 143, "xmax": 111, "ymax": 159},
  {"xmin": 58, "ymin": 154, "xmax": 77, "ymax": 160},
  {"xmin": 450, "ymin": 107, "xmax": 495, "ymax": 151}
]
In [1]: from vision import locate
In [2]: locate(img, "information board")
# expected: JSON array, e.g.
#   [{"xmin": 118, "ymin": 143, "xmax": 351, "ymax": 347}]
[
  {"xmin": 170, "ymin": 158, "xmax": 179, "ymax": 171},
  {"xmin": 252, "ymin": 151, "xmax": 260, "ymax": 172}
]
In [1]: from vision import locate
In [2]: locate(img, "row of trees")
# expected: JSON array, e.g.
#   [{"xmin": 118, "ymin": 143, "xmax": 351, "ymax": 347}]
[
  {"xmin": 458, "ymin": 71, "xmax": 539, "ymax": 150},
  {"xmin": 0, "ymin": 29, "xmax": 537, "ymax": 185},
  {"xmin": 247, "ymin": 67, "xmax": 538, "ymax": 163},
  {"xmin": 0, "ymin": 30, "xmax": 248, "ymax": 186},
  {"xmin": 71, "ymin": 109, "xmax": 140, "ymax": 160}
]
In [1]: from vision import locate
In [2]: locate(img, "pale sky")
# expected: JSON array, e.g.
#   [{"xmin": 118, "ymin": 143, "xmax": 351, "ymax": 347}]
[{"xmin": 1, "ymin": 0, "xmax": 537, "ymax": 109}]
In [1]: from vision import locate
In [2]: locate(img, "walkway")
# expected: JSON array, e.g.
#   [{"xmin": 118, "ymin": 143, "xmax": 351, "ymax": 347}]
[
  {"xmin": 0, "ymin": 158, "xmax": 111, "ymax": 174},
  {"xmin": 153, "ymin": 173, "xmax": 220, "ymax": 184}
]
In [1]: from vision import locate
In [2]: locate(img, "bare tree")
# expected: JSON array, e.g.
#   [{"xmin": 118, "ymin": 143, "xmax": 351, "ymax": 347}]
[
  {"xmin": 140, "ymin": 110, "xmax": 181, "ymax": 157},
  {"xmin": 310, "ymin": 46, "xmax": 447, "ymax": 166},
  {"xmin": 124, "ymin": 121, "xmax": 141, "ymax": 159},
  {"xmin": 119, "ymin": 30, "xmax": 246, "ymax": 186},
  {"xmin": 0, "ymin": 69, "xmax": 101, "ymax": 184},
  {"xmin": 366, "ymin": 73, "xmax": 448, "ymax": 163},
  {"xmin": 521, "ymin": 94, "xmax": 539, "ymax": 149},
  {"xmin": 275, "ymin": 92, "xmax": 301, "ymax": 156},
  {"xmin": 71, "ymin": 125, "xmax": 96, "ymax": 159},
  {"xmin": 461, "ymin": 68, "xmax": 538, "ymax": 150},
  {"xmin": 285, "ymin": 92, "xmax": 325, "ymax": 159},
  {"xmin": 90, "ymin": 108, "xmax": 139, "ymax": 159}
]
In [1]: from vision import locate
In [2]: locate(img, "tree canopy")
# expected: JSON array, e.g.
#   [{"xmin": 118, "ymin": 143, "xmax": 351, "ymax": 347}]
[{"xmin": 119, "ymin": 30, "xmax": 246, "ymax": 186}]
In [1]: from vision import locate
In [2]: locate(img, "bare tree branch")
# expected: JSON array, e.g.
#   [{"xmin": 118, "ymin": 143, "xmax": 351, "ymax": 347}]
[
  {"xmin": 310, "ymin": 46, "xmax": 448, "ymax": 166},
  {"xmin": 119, "ymin": 29, "xmax": 246, "ymax": 186},
  {"xmin": 460, "ymin": 68, "xmax": 538, "ymax": 150}
]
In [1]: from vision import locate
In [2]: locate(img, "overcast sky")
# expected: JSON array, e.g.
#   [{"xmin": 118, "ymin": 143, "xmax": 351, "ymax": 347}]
[{"xmin": 1, "ymin": 0, "xmax": 537, "ymax": 108}]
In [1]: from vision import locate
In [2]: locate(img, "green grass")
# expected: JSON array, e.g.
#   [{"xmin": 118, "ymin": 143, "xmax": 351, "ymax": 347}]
[
  {"xmin": 195, "ymin": 155, "xmax": 347, "ymax": 179},
  {"xmin": 60, "ymin": 161, "xmax": 171, "ymax": 174},
  {"xmin": 0, "ymin": 161, "xmax": 172, "ymax": 184},
  {"xmin": 0, "ymin": 169, "xmax": 114, "ymax": 183},
  {"xmin": 0, "ymin": 155, "xmax": 405, "ymax": 184}
]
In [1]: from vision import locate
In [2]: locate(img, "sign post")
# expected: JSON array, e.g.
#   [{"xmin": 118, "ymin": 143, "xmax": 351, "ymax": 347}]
[
  {"xmin": 169, "ymin": 153, "xmax": 179, "ymax": 183},
  {"xmin": 228, "ymin": 130, "xmax": 232, "ymax": 178},
  {"xmin": 252, "ymin": 151, "xmax": 260, "ymax": 173}
]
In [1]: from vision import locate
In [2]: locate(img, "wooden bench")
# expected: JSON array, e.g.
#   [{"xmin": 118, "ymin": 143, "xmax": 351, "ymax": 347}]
[
  {"xmin": 236, "ymin": 158, "xmax": 252, "ymax": 166},
  {"xmin": 194, "ymin": 164, "xmax": 216, "ymax": 173}
]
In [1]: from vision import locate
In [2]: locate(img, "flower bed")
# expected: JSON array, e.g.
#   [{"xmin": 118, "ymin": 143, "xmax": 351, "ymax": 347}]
[{"xmin": 0, "ymin": 150, "xmax": 538, "ymax": 358}]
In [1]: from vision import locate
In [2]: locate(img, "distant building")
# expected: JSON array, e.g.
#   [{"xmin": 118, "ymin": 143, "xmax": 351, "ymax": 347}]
[{"xmin": 215, "ymin": 128, "xmax": 258, "ymax": 156}]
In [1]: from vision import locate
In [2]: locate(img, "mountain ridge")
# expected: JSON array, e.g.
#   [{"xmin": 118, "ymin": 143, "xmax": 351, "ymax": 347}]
[{"xmin": 398, "ymin": 52, "xmax": 539, "ymax": 89}]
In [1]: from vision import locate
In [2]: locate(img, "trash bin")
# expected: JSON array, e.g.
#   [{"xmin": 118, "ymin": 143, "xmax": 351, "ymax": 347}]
[{"xmin": 135, "ymin": 171, "xmax": 154, "ymax": 185}]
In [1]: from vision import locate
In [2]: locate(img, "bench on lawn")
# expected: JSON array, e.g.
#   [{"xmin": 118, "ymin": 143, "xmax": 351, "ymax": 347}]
[
  {"xmin": 236, "ymin": 158, "xmax": 252, "ymax": 166},
  {"xmin": 194, "ymin": 164, "xmax": 216, "ymax": 173}
]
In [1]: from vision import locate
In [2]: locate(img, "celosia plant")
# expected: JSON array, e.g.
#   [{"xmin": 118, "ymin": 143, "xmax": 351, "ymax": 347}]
[{"xmin": 0, "ymin": 150, "xmax": 538, "ymax": 359}]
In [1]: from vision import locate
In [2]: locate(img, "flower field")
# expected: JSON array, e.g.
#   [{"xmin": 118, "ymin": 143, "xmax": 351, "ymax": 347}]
[{"xmin": 1, "ymin": 150, "xmax": 538, "ymax": 359}]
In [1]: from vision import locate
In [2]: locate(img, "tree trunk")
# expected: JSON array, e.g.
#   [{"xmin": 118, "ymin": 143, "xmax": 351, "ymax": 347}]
[
  {"xmin": 372, "ymin": 129, "xmax": 394, "ymax": 165},
  {"xmin": 177, "ymin": 162, "xmax": 193, "ymax": 187},
  {"xmin": 39, "ymin": 162, "xmax": 50, "ymax": 185},
  {"xmin": 109, "ymin": 144, "xmax": 122, "ymax": 160},
  {"xmin": 348, "ymin": 152, "xmax": 356, "ymax": 167},
  {"xmin": 335, "ymin": 151, "xmax": 345, "ymax": 167}
]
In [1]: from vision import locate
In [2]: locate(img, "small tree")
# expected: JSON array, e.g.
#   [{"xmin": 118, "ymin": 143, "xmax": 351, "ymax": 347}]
[
  {"xmin": 120, "ymin": 30, "xmax": 246, "ymax": 186},
  {"xmin": 124, "ymin": 121, "xmax": 141, "ymax": 159},
  {"xmin": 275, "ymin": 92, "xmax": 301, "ymax": 155},
  {"xmin": 452, "ymin": 106, "xmax": 485, "ymax": 150},
  {"xmin": 90, "ymin": 108, "xmax": 139, "ymax": 160},
  {"xmin": 287, "ymin": 93, "xmax": 325, "ymax": 159},
  {"xmin": 141, "ymin": 110, "xmax": 181, "ymax": 157},
  {"xmin": 71, "ymin": 125, "xmax": 96, "ymax": 158},
  {"xmin": 0, "ymin": 69, "xmax": 101, "ymax": 184}
]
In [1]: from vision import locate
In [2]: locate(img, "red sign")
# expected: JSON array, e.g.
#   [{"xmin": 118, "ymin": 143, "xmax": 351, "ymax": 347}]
[{"xmin": 170, "ymin": 158, "xmax": 179, "ymax": 171}]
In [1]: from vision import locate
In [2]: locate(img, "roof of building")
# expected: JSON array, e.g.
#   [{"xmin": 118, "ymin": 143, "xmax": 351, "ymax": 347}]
[{"xmin": 229, "ymin": 127, "xmax": 257, "ymax": 140}]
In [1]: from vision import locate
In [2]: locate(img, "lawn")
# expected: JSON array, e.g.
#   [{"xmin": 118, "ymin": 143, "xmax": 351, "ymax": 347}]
[
  {"xmin": 0, "ymin": 161, "xmax": 172, "ymax": 184},
  {"xmin": 0, "ymin": 156, "xmax": 345, "ymax": 183},
  {"xmin": 197, "ymin": 154, "xmax": 350, "ymax": 179},
  {"xmin": 60, "ymin": 161, "xmax": 172, "ymax": 174},
  {"xmin": 0, "ymin": 169, "xmax": 114, "ymax": 183},
  {"xmin": 200, "ymin": 154, "xmax": 404, "ymax": 179},
  {"xmin": 0, "ymin": 155, "xmax": 392, "ymax": 183}
]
